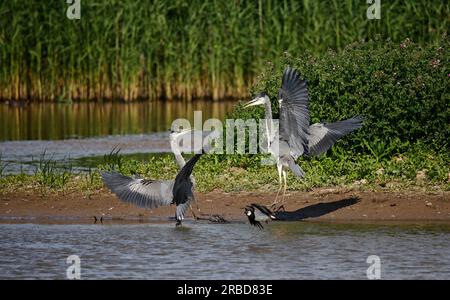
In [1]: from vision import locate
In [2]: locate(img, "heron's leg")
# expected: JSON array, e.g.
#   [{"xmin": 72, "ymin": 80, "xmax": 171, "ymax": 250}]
[
  {"xmin": 195, "ymin": 197, "xmax": 201, "ymax": 213},
  {"xmin": 272, "ymin": 164, "xmax": 283, "ymax": 207},
  {"xmin": 278, "ymin": 170, "xmax": 287, "ymax": 212},
  {"xmin": 189, "ymin": 204, "xmax": 199, "ymax": 220},
  {"xmin": 190, "ymin": 195, "xmax": 200, "ymax": 220}
]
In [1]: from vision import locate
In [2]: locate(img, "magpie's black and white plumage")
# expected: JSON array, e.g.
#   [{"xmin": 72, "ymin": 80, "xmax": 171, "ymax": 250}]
[
  {"xmin": 245, "ymin": 203, "xmax": 277, "ymax": 229},
  {"xmin": 102, "ymin": 153, "xmax": 202, "ymax": 226}
]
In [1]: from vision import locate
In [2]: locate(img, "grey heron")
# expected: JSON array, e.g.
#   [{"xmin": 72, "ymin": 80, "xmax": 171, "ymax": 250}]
[
  {"xmin": 245, "ymin": 66, "xmax": 363, "ymax": 210},
  {"xmin": 244, "ymin": 203, "xmax": 277, "ymax": 229},
  {"xmin": 101, "ymin": 130, "xmax": 204, "ymax": 226}
]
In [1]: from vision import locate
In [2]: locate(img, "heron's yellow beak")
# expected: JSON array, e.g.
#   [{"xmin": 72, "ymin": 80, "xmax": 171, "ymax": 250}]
[
  {"xmin": 170, "ymin": 128, "xmax": 193, "ymax": 140},
  {"xmin": 244, "ymin": 97, "xmax": 263, "ymax": 108}
]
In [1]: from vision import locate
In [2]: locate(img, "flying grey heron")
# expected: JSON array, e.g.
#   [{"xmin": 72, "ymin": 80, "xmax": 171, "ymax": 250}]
[
  {"xmin": 245, "ymin": 66, "xmax": 363, "ymax": 210},
  {"xmin": 102, "ymin": 130, "xmax": 204, "ymax": 226}
]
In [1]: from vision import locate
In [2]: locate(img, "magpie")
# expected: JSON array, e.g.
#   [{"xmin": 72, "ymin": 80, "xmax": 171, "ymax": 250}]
[{"xmin": 244, "ymin": 203, "xmax": 276, "ymax": 229}]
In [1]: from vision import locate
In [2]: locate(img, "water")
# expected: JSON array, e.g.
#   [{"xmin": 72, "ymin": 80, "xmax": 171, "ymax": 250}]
[
  {"xmin": 0, "ymin": 100, "xmax": 237, "ymax": 174},
  {"xmin": 0, "ymin": 133, "xmax": 170, "ymax": 174},
  {"xmin": 1, "ymin": 222, "xmax": 450, "ymax": 279},
  {"xmin": 0, "ymin": 101, "xmax": 237, "ymax": 141}
]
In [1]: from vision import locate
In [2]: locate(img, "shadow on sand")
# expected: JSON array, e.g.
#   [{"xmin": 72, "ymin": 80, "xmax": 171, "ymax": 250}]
[{"xmin": 275, "ymin": 197, "xmax": 360, "ymax": 221}]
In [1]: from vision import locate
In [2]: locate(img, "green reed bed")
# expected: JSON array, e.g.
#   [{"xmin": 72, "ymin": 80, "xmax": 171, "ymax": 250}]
[{"xmin": 0, "ymin": 0, "xmax": 448, "ymax": 101}]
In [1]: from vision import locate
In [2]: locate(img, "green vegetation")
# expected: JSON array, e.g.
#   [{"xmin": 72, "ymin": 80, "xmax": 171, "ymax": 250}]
[
  {"xmin": 0, "ymin": 0, "xmax": 449, "ymax": 101},
  {"xmin": 236, "ymin": 37, "xmax": 449, "ymax": 152},
  {"xmin": 0, "ymin": 37, "xmax": 448, "ymax": 194},
  {"xmin": 33, "ymin": 152, "xmax": 73, "ymax": 190},
  {"xmin": 0, "ymin": 142, "xmax": 448, "ymax": 194}
]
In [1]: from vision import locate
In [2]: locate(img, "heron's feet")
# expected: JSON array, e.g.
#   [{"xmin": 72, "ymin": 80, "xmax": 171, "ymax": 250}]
[
  {"xmin": 191, "ymin": 211, "xmax": 200, "ymax": 221},
  {"xmin": 175, "ymin": 220, "xmax": 182, "ymax": 227},
  {"xmin": 270, "ymin": 203, "xmax": 285, "ymax": 213},
  {"xmin": 275, "ymin": 205, "xmax": 285, "ymax": 212},
  {"xmin": 270, "ymin": 201, "xmax": 279, "ymax": 209}
]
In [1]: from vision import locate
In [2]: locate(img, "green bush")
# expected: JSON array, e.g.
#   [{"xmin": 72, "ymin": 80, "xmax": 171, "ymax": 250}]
[
  {"xmin": 237, "ymin": 36, "xmax": 450, "ymax": 154},
  {"xmin": 215, "ymin": 37, "xmax": 449, "ymax": 190}
]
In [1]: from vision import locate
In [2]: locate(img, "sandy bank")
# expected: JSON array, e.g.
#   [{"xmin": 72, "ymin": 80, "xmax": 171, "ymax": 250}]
[{"xmin": 0, "ymin": 188, "xmax": 449, "ymax": 224}]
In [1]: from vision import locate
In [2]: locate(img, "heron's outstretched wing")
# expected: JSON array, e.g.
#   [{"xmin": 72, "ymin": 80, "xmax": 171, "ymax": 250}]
[
  {"xmin": 278, "ymin": 140, "xmax": 305, "ymax": 178},
  {"xmin": 172, "ymin": 153, "xmax": 202, "ymax": 207},
  {"xmin": 307, "ymin": 117, "xmax": 364, "ymax": 156},
  {"xmin": 176, "ymin": 198, "xmax": 192, "ymax": 221},
  {"xmin": 278, "ymin": 66, "xmax": 310, "ymax": 158},
  {"xmin": 286, "ymin": 157, "xmax": 305, "ymax": 178},
  {"xmin": 174, "ymin": 154, "xmax": 203, "ymax": 185},
  {"xmin": 102, "ymin": 172, "xmax": 173, "ymax": 208}
]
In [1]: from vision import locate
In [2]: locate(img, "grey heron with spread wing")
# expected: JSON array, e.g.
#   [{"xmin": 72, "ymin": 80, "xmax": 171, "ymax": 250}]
[
  {"xmin": 245, "ymin": 67, "xmax": 363, "ymax": 211},
  {"xmin": 102, "ymin": 130, "xmax": 205, "ymax": 226}
]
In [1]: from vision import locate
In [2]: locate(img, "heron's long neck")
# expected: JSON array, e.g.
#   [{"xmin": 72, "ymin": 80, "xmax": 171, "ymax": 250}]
[
  {"xmin": 170, "ymin": 141, "xmax": 186, "ymax": 169},
  {"xmin": 174, "ymin": 152, "xmax": 186, "ymax": 169},
  {"xmin": 264, "ymin": 99, "xmax": 275, "ymax": 146}
]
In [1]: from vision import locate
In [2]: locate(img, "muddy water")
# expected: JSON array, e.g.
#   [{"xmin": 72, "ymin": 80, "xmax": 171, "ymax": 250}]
[{"xmin": 1, "ymin": 222, "xmax": 449, "ymax": 279}]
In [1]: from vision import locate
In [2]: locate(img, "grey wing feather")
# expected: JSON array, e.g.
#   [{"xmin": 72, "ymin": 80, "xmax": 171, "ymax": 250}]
[
  {"xmin": 286, "ymin": 157, "xmax": 305, "ymax": 178},
  {"xmin": 174, "ymin": 154, "xmax": 202, "ymax": 186},
  {"xmin": 176, "ymin": 198, "xmax": 191, "ymax": 221},
  {"xmin": 102, "ymin": 172, "xmax": 173, "ymax": 208},
  {"xmin": 278, "ymin": 66, "xmax": 310, "ymax": 158},
  {"xmin": 308, "ymin": 117, "xmax": 364, "ymax": 156},
  {"xmin": 172, "ymin": 154, "xmax": 202, "ymax": 206}
]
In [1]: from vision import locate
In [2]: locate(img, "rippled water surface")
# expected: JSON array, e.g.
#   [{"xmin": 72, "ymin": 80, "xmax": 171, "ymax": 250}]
[{"xmin": 1, "ymin": 222, "xmax": 449, "ymax": 279}]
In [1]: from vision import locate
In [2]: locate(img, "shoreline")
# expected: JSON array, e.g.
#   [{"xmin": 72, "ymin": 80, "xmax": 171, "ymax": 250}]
[{"xmin": 1, "ymin": 188, "xmax": 449, "ymax": 225}]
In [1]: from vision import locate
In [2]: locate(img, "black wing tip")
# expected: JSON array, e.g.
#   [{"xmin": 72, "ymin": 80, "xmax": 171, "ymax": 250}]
[
  {"xmin": 176, "ymin": 153, "xmax": 203, "ymax": 182},
  {"xmin": 351, "ymin": 115, "xmax": 365, "ymax": 122},
  {"xmin": 283, "ymin": 66, "xmax": 306, "ymax": 82},
  {"xmin": 348, "ymin": 116, "xmax": 365, "ymax": 128}
]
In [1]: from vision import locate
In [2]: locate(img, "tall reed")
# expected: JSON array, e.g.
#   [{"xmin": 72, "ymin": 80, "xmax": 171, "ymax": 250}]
[{"xmin": 0, "ymin": 0, "xmax": 448, "ymax": 101}]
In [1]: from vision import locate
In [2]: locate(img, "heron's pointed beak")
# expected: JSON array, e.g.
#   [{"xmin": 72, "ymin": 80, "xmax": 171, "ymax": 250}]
[
  {"xmin": 244, "ymin": 98, "xmax": 260, "ymax": 108},
  {"xmin": 170, "ymin": 128, "xmax": 193, "ymax": 140},
  {"xmin": 178, "ymin": 128, "xmax": 193, "ymax": 134}
]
